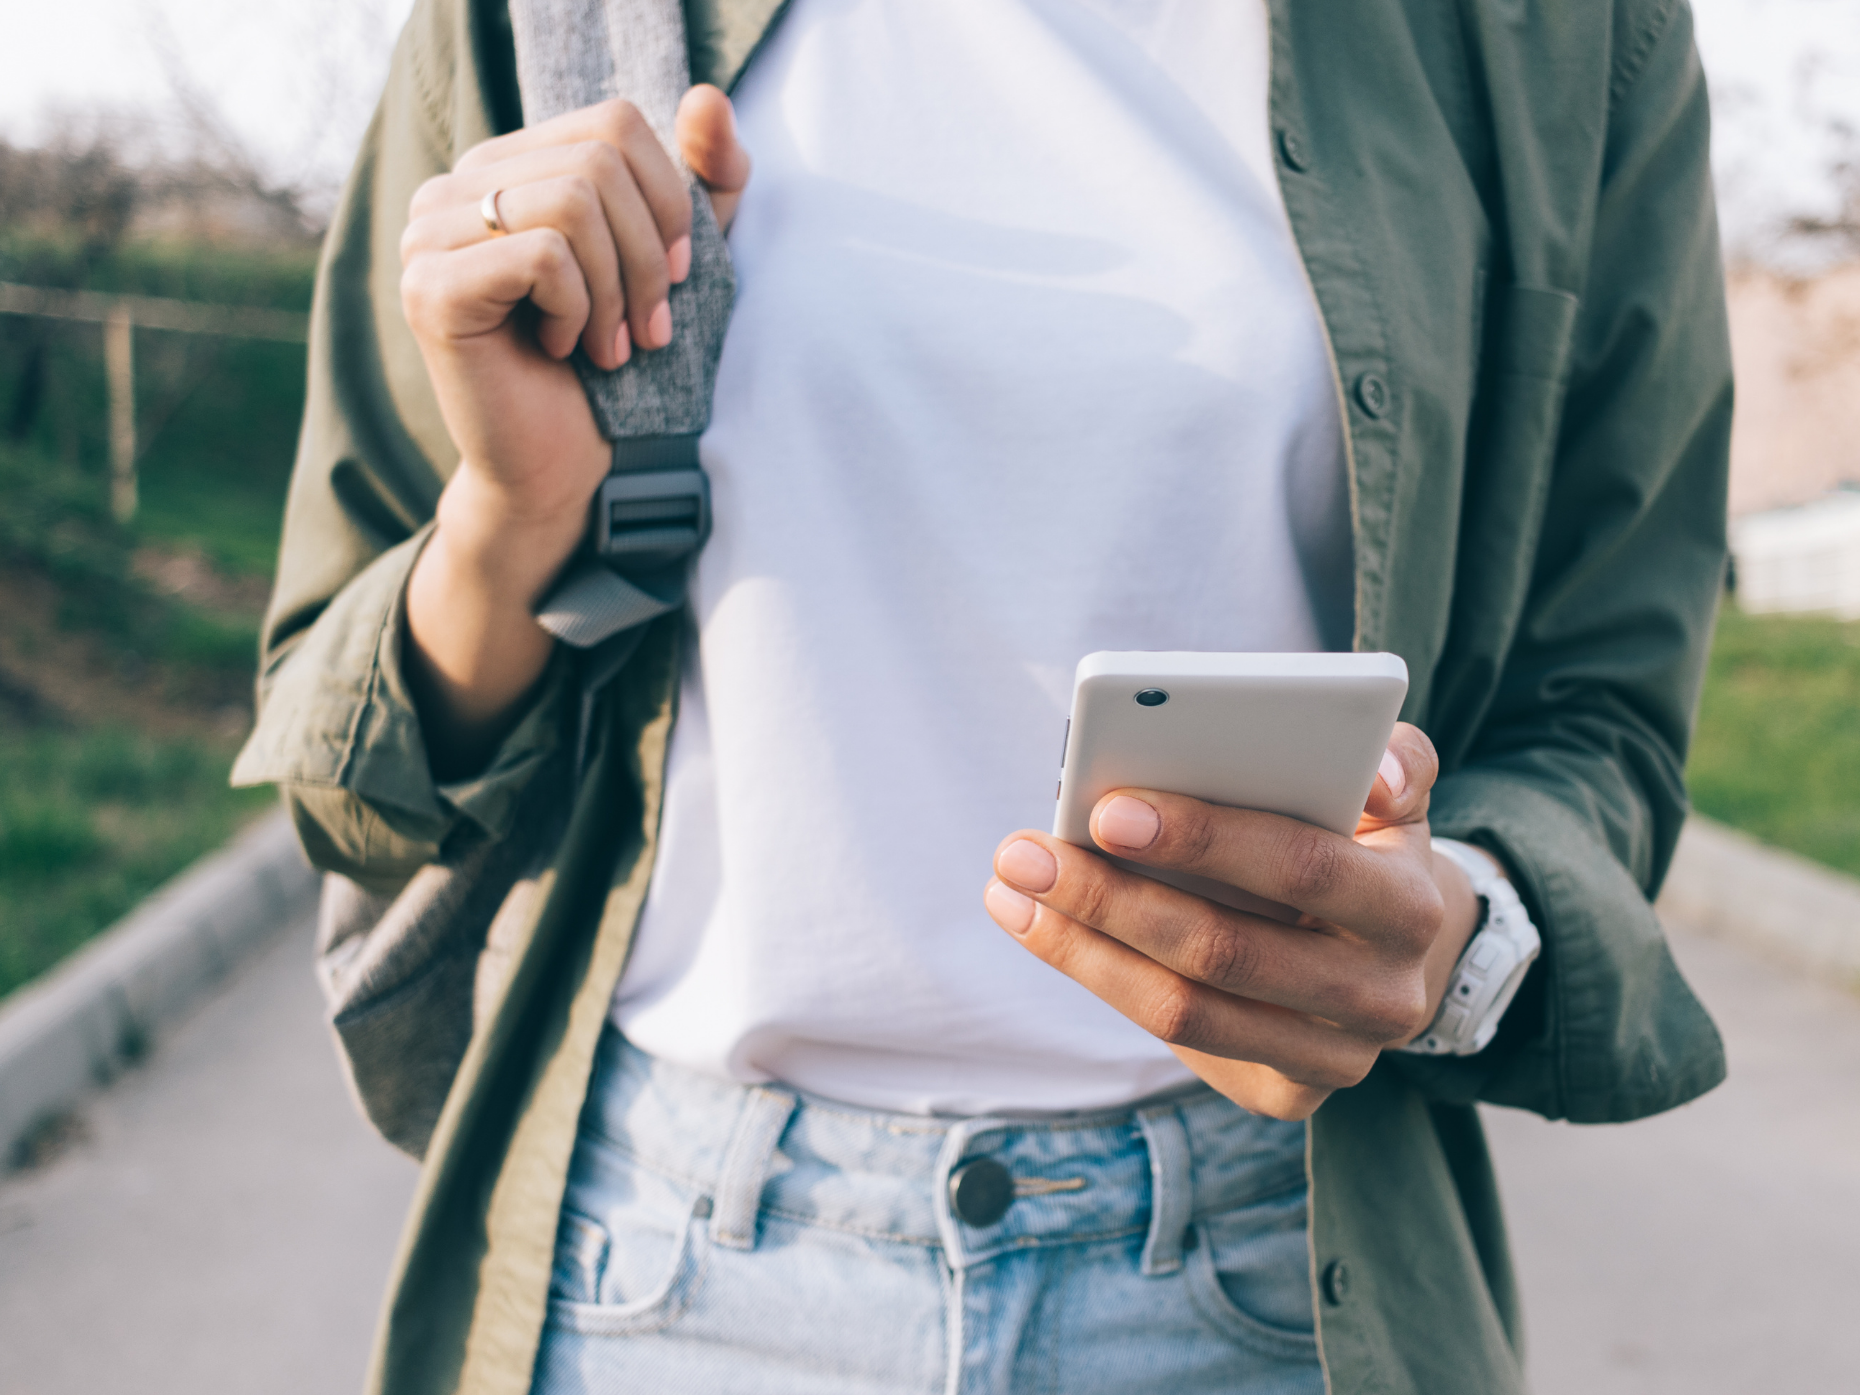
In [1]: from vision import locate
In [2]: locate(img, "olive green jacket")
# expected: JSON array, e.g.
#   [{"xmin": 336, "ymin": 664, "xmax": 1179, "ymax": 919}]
[{"xmin": 234, "ymin": 0, "xmax": 1732, "ymax": 1390}]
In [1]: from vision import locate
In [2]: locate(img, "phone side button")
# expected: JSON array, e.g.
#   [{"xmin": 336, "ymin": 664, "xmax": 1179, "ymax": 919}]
[{"xmin": 1056, "ymin": 780, "xmax": 1062, "ymax": 801}]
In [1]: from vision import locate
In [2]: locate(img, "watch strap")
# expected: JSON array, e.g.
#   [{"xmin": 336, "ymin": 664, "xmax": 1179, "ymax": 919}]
[{"xmin": 1395, "ymin": 839, "xmax": 1542, "ymax": 1057}]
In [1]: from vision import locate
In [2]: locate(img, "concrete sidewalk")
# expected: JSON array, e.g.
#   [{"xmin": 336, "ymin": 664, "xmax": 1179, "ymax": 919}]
[
  {"xmin": 1484, "ymin": 922, "xmax": 1860, "ymax": 1393},
  {"xmin": 0, "ymin": 909, "xmax": 1854, "ymax": 1392},
  {"xmin": 0, "ymin": 911, "xmax": 416, "ymax": 1395}
]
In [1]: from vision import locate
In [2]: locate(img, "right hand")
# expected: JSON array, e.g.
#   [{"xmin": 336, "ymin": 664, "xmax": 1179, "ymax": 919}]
[
  {"xmin": 396, "ymin": 88, "xmax": 751, "ymax": 776},
  {"xmin": 985, "ymin": 727, "xmax": 1473, "ymax": 1122},
  {"xmin": 399, "ymin": 86, "xmax": 752, "ymax": 541}
]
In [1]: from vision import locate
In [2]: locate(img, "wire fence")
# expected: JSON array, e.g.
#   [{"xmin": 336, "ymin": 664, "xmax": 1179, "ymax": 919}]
[{"xmin": 0, "ymin": 282, "xmax": 310, "ymax": 523}]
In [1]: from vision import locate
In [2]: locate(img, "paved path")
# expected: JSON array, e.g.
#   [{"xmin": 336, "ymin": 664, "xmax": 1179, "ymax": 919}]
[
  {"xmin": 0, "ymin": 909, "xmax": 1854, "ymax": 1393},
  {"xmin": 0, "ymin": 912, "xmax": 416, "ymax": 1395},
  {"xmin": 1483, "ymin": 922, "xmax": 1860, "ymax": 1393}
]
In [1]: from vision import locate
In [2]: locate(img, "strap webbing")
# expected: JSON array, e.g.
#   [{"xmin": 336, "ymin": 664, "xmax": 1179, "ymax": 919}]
[{"xmin": 508, "ymin": 0, "xmax": 736, "ymax": 649}]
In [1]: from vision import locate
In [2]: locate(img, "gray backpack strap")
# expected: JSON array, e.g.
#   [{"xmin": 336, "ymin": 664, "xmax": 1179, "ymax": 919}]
[
  {"xmin": 315, "ymin": 0, "xmax": 731, "ymax": 1156},
  {"xmin": 513, "ymin": 0, "xmax": 737, "ymax": 652}
]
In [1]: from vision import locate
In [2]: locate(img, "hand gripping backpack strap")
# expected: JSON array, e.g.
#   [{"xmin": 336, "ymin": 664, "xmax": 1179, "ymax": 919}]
[
  {"xmin": 519, "ymin": 0, "xmax": 736, "ymax": 654},
  {"xmin": 516, "ymin": 0, "xmax": 736, "ymax": 767},
  {"xmin": 316, "ymin": 0, "xmax": 730, "ymax": 1157}
]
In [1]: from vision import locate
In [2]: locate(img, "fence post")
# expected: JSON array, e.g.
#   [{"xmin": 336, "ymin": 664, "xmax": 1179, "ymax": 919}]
[{"xmin": 105, "ymin": 302, "xmax": 136, "ymax": 524}]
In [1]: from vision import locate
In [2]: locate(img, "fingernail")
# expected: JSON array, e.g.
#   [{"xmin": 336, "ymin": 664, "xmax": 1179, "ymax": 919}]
[
  {"xmin": 667, "ymin": 235, "xmax": 691, "ymax": 283},
  {"xmin": 1379, "ymin": 749, "xmax": 1406, "ymax": 800},
  {"xmin": 985, "ymin": 879, "xmax": 1036, "ymax": 935},
  {"xmin": 648, "ymin": 301, "xmax": 672, "ymax": 348},
  {"xmin": 997, "ymin": 838, "xmax": 1057, "ymax": 893},
  {"xmin": 613, "ymin": 321, "xmax": 631, "ymax": 365},
  {"xmin": 1097, "ymin": 795, "xmax": 1160, "ymax": 850}
]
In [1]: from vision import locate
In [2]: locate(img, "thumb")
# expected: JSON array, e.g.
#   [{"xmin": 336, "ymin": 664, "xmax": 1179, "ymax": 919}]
[
  {"xmin": 676, "ymin": 84, "xmax": 752, "ymax": 230},
  {"xmin": 1358, "ymin": 721, "xmax": 1437, "ymax": 830}
]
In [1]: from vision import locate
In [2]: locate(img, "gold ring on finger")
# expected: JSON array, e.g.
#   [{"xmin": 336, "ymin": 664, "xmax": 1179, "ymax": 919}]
[{"xmin": 480, "ymin": 188, "xmax": 508, "ymax": 237}]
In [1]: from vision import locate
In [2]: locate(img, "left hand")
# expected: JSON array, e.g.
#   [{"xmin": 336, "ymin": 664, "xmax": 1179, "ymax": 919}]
[{"xmin": 983, "ymin": 723, "xmax": 1482, "ymax": 1120}]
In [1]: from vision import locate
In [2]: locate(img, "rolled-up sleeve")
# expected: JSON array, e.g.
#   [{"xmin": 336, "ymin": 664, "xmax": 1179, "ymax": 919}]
[
  {"xmin": 231, "ymin": 0, "xmax": 547, "ymax": 892},
  {"xmin": 233, "ymin": 527, "xmax": 571, "ymax": 892}
]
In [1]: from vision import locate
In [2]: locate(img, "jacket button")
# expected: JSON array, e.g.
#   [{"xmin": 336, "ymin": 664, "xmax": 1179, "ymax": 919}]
[
  {"xmin": 1276, "ymin": 128, "xmax": 1309, "ymax": 172},
  {"xmin": 1353, "ymin": 372, "xmax": 1389, "ymax": 418},
  {"xmin": 1322, "ymin": 1259, "xmax": 1351, "ymax": 1306},
  {"xmin": 949, "ymin": 1158, "xmax": 1014, "ymax": 1227}
]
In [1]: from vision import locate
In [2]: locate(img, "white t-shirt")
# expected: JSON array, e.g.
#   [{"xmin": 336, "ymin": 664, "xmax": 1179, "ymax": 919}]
[{"xmin": 609, "ymin": 0, "xmax": 1353, "ymax": 1114}]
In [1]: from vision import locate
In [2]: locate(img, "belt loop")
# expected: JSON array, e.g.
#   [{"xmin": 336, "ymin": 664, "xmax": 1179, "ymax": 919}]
[
  {"xmin": 931, "ymin": 1118, "xmax": 1009, "ymax": 1271},
  {"xmin": 710, "ymin": 1085, "xmax": 797, "ymax": 1251},
  {"xmin": 1137, "ymin": 1105, "xmax": 1193, "ymax": 1276}
]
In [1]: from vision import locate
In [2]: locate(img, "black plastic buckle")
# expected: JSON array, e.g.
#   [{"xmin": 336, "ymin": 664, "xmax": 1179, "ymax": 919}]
[{"xmin": 591, "ymin": 436, "xmax": 711, "ymax": 572}]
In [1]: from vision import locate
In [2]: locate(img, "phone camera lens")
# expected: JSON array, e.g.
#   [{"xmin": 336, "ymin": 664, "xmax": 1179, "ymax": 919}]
[{"xmin": 1134, "ymin": 688, "xmax": 1170, "ymax": 707}]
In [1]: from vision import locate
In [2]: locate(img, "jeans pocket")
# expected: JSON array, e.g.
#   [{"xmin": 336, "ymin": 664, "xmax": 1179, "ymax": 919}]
[
  {"xmin": 547, "ymin": 1187, "xmax": 711, "ymax": 1336},
  {"xmin": 1184, "ymin": 1183, "xmax": 1319, "ymax": 1361}
]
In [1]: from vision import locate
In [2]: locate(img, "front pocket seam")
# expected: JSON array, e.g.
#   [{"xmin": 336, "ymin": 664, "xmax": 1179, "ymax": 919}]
[
  {"xmin": 545, "ymin": 1207, "xmax": 710, "ymax": 1336},
  {"xmin": 1183, "ymin": 1221, "xmax": 1321, "ymax": 1361}
]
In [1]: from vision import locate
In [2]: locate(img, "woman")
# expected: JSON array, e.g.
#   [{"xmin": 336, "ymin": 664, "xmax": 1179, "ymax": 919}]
[{"xmin": 238, "ymin": 0, "xmax": 1731, "ymax": 1390}]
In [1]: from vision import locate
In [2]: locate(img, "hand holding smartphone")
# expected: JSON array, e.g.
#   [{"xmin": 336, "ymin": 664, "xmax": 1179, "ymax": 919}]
[
  {"xmin": 991, "ymin": 649, "xmax": 1470, "ymax": 1121},
  {"xmin": 1053, "ymin": 651, "xmax": 1409, "ymax": 914}
]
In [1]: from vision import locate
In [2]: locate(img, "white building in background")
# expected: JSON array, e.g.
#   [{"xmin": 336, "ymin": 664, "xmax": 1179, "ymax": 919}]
[{"xmin": 1731, "ymin": 491, "xmax": 1860, "ymax": 620}]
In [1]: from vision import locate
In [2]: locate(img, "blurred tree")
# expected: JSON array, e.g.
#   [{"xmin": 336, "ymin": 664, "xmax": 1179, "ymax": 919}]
[
  {"xmin": 0, "ymin": 107, "xmax": 318, "ymax": 459},
  {"xmin": 0, "ymin": 134, "xmax": 140, "ymax": 257},
  {"xmin": 1788, "ymin": 153, "xmax": 1860, "ymax": 262},
  {"xmin": 0, "ymin": 131, "xmax": 142, "ymax": 441}
]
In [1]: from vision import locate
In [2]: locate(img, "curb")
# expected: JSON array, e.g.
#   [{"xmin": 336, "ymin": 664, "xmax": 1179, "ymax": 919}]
[
  {"xmin": 1658, "ymin": 815, "xmax": 1860, "ymax": 989},
  {"xmin": 0, "ymin": 809, "xmax": 319, "ymax": 1164}
]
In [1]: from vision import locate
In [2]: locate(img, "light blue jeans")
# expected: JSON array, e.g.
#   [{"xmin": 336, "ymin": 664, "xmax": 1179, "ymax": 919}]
[{"xmin": 533, "ymin": 1028, "xmax": 1324, "ymax": 1394}]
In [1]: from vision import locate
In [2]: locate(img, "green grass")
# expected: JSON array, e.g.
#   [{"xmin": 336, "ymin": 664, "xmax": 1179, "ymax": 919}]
[
  {"xmin": 0, "ymin": 729, "xmax": 274, "ymax": 998},
  {"xmin": 0, "ymin": 231, "xmax": 318, "ymax": 313},
  {"xmin": 0, "ymin": 436, "xmax": 278, "ymax": 1000},
  {"xmin": 1688, "ymin": 605, "xmax": 1860, "ymax": 879},
  {"xmin": 0, "ymin": 444, "xmax": 259, "ymax": 669},
  {"xmin": 0, "ymin": 230, "xmax": 305, "ymax": 1000}
]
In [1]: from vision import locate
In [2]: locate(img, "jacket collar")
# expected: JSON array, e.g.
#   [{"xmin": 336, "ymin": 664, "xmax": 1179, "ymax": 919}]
[{"xmin": 686, "ymin": 0, "xmax": 792, "ymax": 91}]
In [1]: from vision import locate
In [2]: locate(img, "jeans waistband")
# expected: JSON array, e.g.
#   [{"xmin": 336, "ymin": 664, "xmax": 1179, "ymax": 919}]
[{"xmin": 577, "ymin": 1028, "xmax": 1309, "ymax": 1273}]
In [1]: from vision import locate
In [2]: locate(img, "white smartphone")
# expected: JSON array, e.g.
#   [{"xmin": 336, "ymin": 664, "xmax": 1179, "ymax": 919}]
[{"xmin": 1053, "ymin": 651, "xmax": 1410, "ymax": 912}]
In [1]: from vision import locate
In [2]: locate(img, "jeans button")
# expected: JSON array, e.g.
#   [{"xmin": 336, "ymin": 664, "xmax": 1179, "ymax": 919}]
[{"xmin": 949, "ymin": 1158, "xmax": 1014, "ymax": 1227}]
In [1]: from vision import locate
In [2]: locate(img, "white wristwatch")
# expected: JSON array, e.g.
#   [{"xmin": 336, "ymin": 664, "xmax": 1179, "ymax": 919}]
[{"xmin": 1395, "ymin": 839, "xmax": 1541, "ymax": 1057}]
